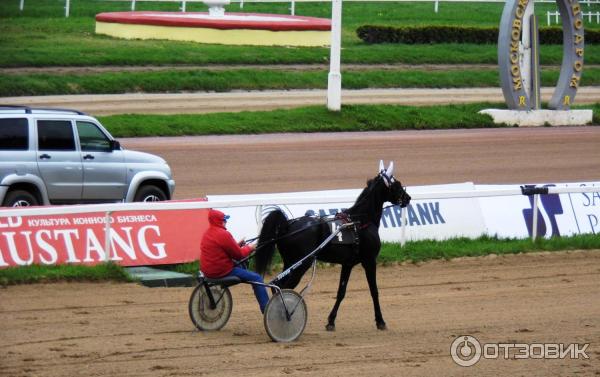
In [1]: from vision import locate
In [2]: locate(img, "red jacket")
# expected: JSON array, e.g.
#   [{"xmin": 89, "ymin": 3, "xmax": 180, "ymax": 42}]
[{"xmin": 200, "ymin": 209, "xmax": 253, "ymax": 278}]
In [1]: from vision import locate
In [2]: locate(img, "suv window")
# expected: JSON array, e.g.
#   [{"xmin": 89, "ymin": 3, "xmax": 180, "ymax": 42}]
[
  {"xmin": 77, "ymin": 121, "xmax": 111, "ymax": 152},
  {"xmin": 37, "ymin": 120, "xmax": 75, "ymax": 151},
  {"xmin": 0, "ymin": 118, "xmax": 28, "ymax": 150}
]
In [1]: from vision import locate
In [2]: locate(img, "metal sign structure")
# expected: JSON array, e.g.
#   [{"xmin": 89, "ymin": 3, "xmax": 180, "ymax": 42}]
[{"xmin": 498, "ymin": 0, "xmax": 585, "ymax": 110}]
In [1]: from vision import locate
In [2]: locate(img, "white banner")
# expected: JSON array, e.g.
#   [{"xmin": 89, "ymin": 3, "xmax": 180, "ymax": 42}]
[
  {"xmin": 479, "ymin": 182, "xmax": 600, "ymax": 238},
  {"xmin": 208, "ymin": 182, "xmax": 487, "ymax": 242}
]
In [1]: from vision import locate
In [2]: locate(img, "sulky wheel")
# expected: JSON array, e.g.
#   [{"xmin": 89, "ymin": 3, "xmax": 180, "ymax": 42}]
[
  {"xmin": 188, "ymin": 284, "xmax": 233, "ymax": 331},
  {"xmin": 263, "ymin": 289, "xmax": 307, "ymax": 342}
]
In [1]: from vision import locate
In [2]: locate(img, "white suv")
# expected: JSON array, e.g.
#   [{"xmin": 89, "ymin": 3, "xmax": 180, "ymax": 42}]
[{"xmin": 0, "ymin": 106, "xmax": 175, "ymax": 207}]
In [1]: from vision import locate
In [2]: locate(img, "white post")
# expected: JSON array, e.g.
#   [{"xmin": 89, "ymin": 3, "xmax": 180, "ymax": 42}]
[
  {"xmin": 547, "ymin": 11, "xmax": 551, "ymax": 25},
  {"xmin": 104, "ymin": 211, "xmax": 112, "ymax": 262},
  {"xmin": 256, "ymin": 205, "xmax": 263, "ymax": 234},
  {"xmin": 131, "ymin": 0, "xmax": 136, "ymax": 11},
  {"xmin": 434, "ymin": 0, "xmax": 439, "ymax": 13},
  {"xmin": 520, "ymin": 0, "xmax": 534, "ymax": 99},
  {"xmin": 65, "ymin": 0, "xmax": 70, "ymax": 17},
  {"xmin": 290, "ymin": 0, "xmax": 295, "ymax": 15},
  {"xmin": 327, "ymin": 0, "xmax": 342, "ymax": 111},
  {"xmin": 400, "ymin": 206, "xmax": 408, "ymax": 247},
  {"xmin": 19, "ymin": 0, "xmax": 25, "ymax": 11},
  {"xmin": 181, "ymin": 1, "xmax": 187, "ymax": 12},
  {"xmin": 531, "ymin": 194, "xmax": 539, "ymax": 241},
  {"xmin": 240, "ymin": 0, "xmax": 244, "ymax": 8}
]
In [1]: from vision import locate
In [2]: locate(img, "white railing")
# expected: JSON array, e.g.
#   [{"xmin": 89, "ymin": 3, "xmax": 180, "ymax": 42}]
[
  {"xmin": 1, "ymin": 185, "xmax": 598, "ymax": 250},
  {"xmin": 21, "ymin": 0, "xmax": 592, "ymax": 17},
  {"xmin": 547, "ymin": 10, "xmax": 600, "ymax": 25}
]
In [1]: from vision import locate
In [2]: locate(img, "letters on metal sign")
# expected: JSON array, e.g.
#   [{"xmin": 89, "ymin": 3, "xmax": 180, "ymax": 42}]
[{"xmin": 498, "ymin": 0, "xmax": 584, "ymax": 110}]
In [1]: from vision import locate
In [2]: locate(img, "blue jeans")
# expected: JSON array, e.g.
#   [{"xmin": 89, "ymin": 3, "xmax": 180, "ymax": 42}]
[{"xmin": 228, "ymin": 267, "xmax": 269, "ymax": 313}]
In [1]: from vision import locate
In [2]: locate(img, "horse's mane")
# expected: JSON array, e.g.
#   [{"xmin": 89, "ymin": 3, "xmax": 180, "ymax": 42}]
[
  {"xmin": 349, "ymin": 178, "xmax": 375, "ymax": 210},
  {"xmin": 345, "ymin": 177, "xmax": 383, "ymax": 225}
]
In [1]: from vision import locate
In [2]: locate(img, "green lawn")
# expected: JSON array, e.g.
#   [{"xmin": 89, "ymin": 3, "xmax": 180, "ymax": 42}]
[
  {"xmin": 2, "ymin": 67, "xmax": 600, "ymax": 96},
  {"xmin": 1, "ymin": 0, "xmax": 598, "ymax": 67},
  {"xmin": 94, "ymin": 102, "xmax": 600, "ymax": 138}
]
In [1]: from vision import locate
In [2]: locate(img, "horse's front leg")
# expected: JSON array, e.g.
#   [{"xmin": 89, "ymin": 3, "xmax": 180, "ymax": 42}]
[
  {"xmin": 326, "ymin": 263, "xmax": 354, "ymax": 331},
  {"xmin": 361, "ymin": 259, "xmax": 386, "ymax": 330}
]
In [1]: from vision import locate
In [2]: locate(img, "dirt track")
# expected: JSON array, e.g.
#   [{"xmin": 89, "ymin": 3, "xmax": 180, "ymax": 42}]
[
  {"xmin": 2, "ymin": 87, "xmax": 599, "ymax": 115},
  {"xmin": 1, "ymin": 94, "xmax": 600, "ymax": 375},
  {"xmin": 1, "ymin": 251, "xmax": 599, "ymax": 376},
  {"xmin": 120, "ymin": 127, "xmax": 600, "ymax": 199}
]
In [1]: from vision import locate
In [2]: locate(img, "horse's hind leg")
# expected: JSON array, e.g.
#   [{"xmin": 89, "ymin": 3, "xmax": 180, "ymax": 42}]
[
  {"xmin": 361, "ymin": 259, "xmax": 386, "ymax": 330},
  {"xmin": 326, "ymin": 263, "xmax": 354, "ymax": 331}
]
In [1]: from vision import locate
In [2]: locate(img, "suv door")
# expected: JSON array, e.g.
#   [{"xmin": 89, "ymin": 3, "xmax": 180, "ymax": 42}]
[
  {"xmin": 76, "ymin": 121, "xmax": 127, "ymax": 201},
  {"xmin": 36, "ymin": 119, "xmax": 83, "ymax": 203}
]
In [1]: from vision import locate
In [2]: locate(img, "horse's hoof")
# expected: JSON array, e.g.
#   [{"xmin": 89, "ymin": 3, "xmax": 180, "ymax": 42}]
[
  {"xmin": 326, "ymin": 324, "xmax": 336, "ymax": 332},
  {"xmin": 376, "ymin": 322, "xmax": 387, "ymax": 331}
]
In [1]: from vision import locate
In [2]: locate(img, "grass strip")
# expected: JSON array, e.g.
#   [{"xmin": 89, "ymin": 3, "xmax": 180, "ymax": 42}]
[
  {"xmin": 0, "ymin": 262, "xmax": 131, "ymax": 286},
  {"xmin": 98, "ymin": 102, "xmax": 600, "ymax": 138},
  {"xmin": 3, "ymin": 68, "xmax": 600, "ymax": 97},
  {"xmin": 379, "ymin": 234, "xmax": 600, "ymax": 264},
  {"xmin": 99, "ymin": 103, "xmax": 503, "ymax": 137},
  {"xmin": 2, "ymin": 234, "xmax": 598, "ymax": 285}
]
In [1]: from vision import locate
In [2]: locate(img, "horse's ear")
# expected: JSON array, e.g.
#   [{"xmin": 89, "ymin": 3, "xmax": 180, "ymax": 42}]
[
  {"xmin": 385, "ymin": 161, "xmax": 394, "ymax": 177},
  {"xmin": 379, "ymin": 160, "xmax": 385, "ymax": 173}
]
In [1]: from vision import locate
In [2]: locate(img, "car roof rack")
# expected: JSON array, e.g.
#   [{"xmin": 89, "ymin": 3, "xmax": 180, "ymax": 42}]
[{"xmin": 0, "ymin": 105, "xmax": 87, "ymax": 115}]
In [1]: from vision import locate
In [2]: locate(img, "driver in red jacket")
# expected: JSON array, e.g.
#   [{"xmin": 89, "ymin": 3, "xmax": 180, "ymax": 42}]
[{"xmin": 200, "ymin": 209, "xmax": 269, "ymax": 313}]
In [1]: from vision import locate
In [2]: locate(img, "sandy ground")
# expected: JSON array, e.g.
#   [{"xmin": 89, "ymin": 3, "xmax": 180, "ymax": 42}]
[
  {"xmin": 1, "ymin": 87, "xmax": 599, "ymax": 115},
  {"xmin": 1, "ymin": 251, "xmax": 599, "ymax": 377}
]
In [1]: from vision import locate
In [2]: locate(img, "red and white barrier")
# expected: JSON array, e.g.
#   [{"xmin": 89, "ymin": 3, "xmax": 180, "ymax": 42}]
[
  {"xmin": 1, "ymin": 181, "xmax": 599, "ymax": 269},
  {"xmin": 0, "ymin": 200, "xmax": 209, "ymax": 268}
]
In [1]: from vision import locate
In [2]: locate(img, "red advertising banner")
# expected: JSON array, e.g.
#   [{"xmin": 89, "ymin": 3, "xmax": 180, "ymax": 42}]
[{"xmin": 0, "ymin": 203, "xmax": 209, "ymax": 268}]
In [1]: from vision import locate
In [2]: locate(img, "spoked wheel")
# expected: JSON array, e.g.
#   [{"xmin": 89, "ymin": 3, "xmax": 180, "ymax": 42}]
[
  {"xmin": 264, "ymin": 289, "xmax": 307, "ymax": 342},
  {"xmin": 188, "ymin": 284, "xmax": 233, "ymax": 331}
]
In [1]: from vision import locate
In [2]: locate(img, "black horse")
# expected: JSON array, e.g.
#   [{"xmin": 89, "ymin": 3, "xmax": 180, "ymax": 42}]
[{"xmin": 255, "ymin": 161, "xmax": 411, "ymax": 331}]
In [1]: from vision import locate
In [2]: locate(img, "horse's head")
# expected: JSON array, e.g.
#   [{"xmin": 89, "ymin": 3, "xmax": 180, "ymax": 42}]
[{"xmin": 378, "ymin": 160, "xmax": 411, "ymax": 208}]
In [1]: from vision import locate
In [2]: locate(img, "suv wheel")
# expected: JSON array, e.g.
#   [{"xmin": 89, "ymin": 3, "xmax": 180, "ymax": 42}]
[
  {"xmin": 3, "ymin": 190, "xmax": 39, "ymax": 207},
  {"xmin": 134, "ymin": 185, "xmax": 167, "ymax": 202}
]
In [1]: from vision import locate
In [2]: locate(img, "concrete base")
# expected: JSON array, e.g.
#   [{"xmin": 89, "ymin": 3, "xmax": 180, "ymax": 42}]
[{"xmin": 479, "ymin": 109, "xmax": 593, "ymax": 127}]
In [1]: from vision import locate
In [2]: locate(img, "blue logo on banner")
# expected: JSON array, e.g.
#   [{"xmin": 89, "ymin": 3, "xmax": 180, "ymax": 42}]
[
  {"xmin": 305, "ymin": 202, "xmax": 446, "ymax": 228},
  {"xmin": 522, "ymin": 185, "xmax": 564, "ymax": 237}
]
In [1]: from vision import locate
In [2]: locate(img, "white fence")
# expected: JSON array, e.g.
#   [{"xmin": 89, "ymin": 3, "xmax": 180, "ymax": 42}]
[
  {"xmin": 18, "ymin": 0, "xmax": 600, "ymax": 17},
  {"xmin": 1, "ymin": 184, "xmax": 598, "ymax": 247},
  {"xmin": 547, "ymin": 10, "xmax": 600, "ymax": 25}
]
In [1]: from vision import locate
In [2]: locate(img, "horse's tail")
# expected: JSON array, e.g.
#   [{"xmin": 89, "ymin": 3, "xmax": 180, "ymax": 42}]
[{"xmin": 255, "ymin": 209, "xmax": 288, "ymax": 276}]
